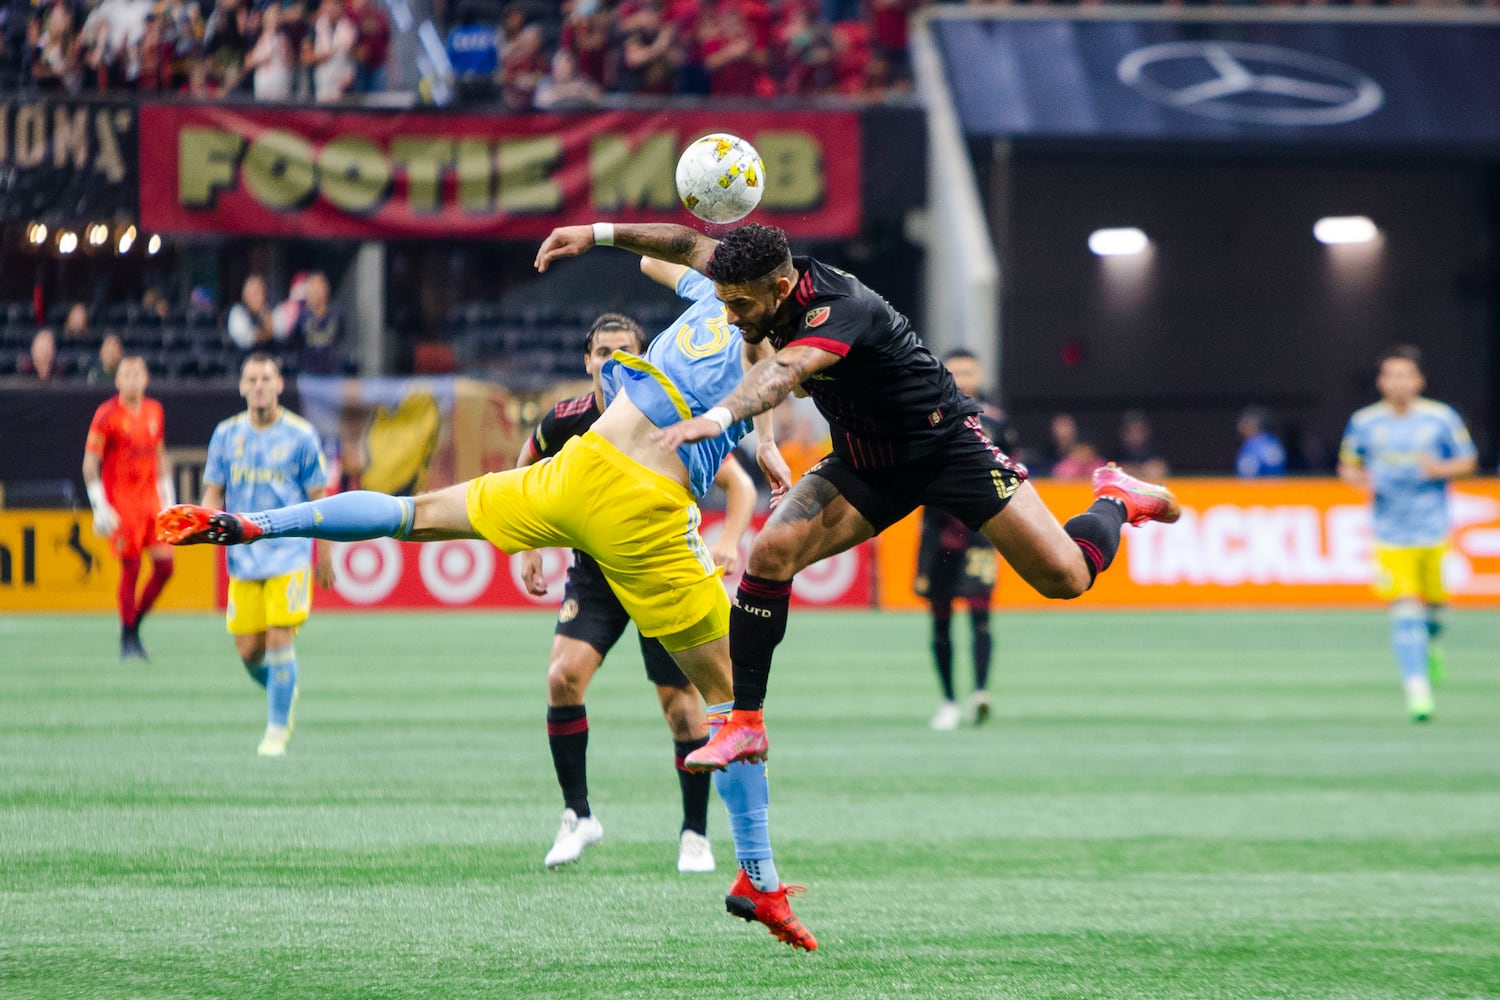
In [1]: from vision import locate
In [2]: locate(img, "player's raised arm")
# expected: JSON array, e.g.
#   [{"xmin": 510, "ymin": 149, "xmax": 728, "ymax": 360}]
[
  {"xmin": 640, "ymin": 256, "xmax": 691, "ymax": 289},
  {"xmin": 708, "ymin": 453, "xmax": 755, "ymax": 575},
  {"xmin": 535, "ymin": 223, "xmax": 718, "ymax": 274}
]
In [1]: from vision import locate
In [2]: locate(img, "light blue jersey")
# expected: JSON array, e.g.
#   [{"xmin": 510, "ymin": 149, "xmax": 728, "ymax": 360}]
[
  {"xmin": 205, "ymin": 410, "xmax": 329, "ymax": 580},
  {"xmin": 1340, "ymin": 399, "xmax": 1475, "ymax": 546},
  {"xmin": 602, "ymin": 269, "xmax": 751, "ymax": 498}
]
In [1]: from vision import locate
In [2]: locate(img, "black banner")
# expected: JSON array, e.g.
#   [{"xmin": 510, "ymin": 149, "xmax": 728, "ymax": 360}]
[
  {"xmin": 936, "ymin": 16, "xmax": 1500, "ymax": 151},
  {"xmin": 0, "ymin": 99, "xmax": 139, "ymax": 224}
]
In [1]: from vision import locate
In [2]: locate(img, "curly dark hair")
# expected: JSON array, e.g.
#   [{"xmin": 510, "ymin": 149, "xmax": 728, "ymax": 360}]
[
  {"xmin": 584, "ymin": 312, "xmax": 647, "ymax": 354},
  {"xmin": 706, "ymin": 223, "xmax": 792, "ymax": 285}
]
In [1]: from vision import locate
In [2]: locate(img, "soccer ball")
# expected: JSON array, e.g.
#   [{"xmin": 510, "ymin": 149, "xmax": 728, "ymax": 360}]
[{"xmin": 675, "ymin": 133, "xmax": 766, "ymax": 225}]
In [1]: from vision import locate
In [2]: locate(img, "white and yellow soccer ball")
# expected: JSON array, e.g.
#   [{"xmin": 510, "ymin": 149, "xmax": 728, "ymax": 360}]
[{"xmin": 674, "ymin": 133, "xmax": 766, "ymax": 225}]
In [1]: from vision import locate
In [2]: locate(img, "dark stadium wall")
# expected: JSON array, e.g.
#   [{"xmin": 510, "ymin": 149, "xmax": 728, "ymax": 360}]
[{"xmin": 997, "ymin": 154, "xmax": 1495, "ymax": 475}]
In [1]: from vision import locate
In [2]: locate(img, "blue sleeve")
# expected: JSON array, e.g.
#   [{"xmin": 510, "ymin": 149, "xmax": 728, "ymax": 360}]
[
  {"xmin": 203, "ymin": 425, "xmax": 228, "ymax": 487},
  {"xmin": 1440, "ymin": 407, "xmax": 1476, "ymax": 460},
  {"xmin": 1338, "ymin": 417, "xmax": 1363, "ymax": 466},
  {"xmin": 676, "ymin": 270, "xmax": 716, "ymax": 304},
  {"xmin": 299, "ymin": 431, "xmax": 330, "ymax": 494}
]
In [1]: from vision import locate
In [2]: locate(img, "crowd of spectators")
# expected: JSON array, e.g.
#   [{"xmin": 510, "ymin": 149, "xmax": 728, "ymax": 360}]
[
  {"xmin": 10, "ymin": 0, "xmax": 390, "ymax": 100},
  {"xmin": 5, "ymin": 271, "xmax": 350, "ymax": 382},
  {"xmin": 445, "ymin": 0, "xmax": 926, "ymax": 108}
]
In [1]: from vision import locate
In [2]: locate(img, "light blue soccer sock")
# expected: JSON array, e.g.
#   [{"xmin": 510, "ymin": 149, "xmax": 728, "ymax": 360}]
[
  {"xmin": 707, "ymin": 701, "xmax": 778, "ymax": 892},
  {"xmin": 246, "ymin": 491, "xmax": 415, "ymax": 542},
  {"xmin": 264, "ymin": 646, "xmax": 299, "ymax": 727},
  {"xmin": 243, "ymin": 656, "xmax": 269, "ymax": 688},
  {"xmin": 1390, "ymin": 600, "xmax": 1429, "ymax": 682}
]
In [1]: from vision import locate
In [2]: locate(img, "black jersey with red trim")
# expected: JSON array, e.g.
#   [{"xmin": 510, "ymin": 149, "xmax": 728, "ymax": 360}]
[
  {"xmin": 529, "ymin": 392, "xmax": 601, "ymax": 459},
  {"xmin": 769, "ymin": 257, "xmax": 979, "ymax": 469}
]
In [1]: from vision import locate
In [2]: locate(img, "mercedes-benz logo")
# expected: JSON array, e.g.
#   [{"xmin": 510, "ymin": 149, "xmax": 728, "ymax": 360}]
[{"xmin": 1118, "ymin": 41, "xmax": 1384, "ymax": 126}]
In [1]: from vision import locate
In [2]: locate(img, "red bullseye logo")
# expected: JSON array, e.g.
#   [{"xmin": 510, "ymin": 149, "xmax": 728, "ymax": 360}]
[
  {"xmin": 419, "ymin": 540, "xmax": 495, "ymax": 605},
  {"xmin": 332, "ymin": 538, "xmax": 403, "ymax": 604},
  {"xmin": 792, "ymin": 550, "xmax": 859, "ymax": 604}
]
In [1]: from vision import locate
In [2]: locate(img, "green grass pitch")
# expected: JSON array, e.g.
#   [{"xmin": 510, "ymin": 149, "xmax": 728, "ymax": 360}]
[{"xmin": 3, "ymin": 609, "xmax": 1499, "ymax": 999}]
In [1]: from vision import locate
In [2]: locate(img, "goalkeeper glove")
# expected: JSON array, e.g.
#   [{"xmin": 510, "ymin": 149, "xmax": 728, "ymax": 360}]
[{"xmin": 86, "ymin": 481, "xmax": 119, "ymax": 536}]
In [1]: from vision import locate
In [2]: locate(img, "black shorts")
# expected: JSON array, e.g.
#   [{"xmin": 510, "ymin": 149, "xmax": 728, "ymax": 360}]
[
  {"xmin": 554, "ymin": 551, "xmax": 690, "ymax": 688},
  {"xmin": 918, "ymin": 546, "xmax": 998, "ymax": 603},
  {"xmin": 809, "ymin": 416, "xmax": 1029, "ymax": 534}
]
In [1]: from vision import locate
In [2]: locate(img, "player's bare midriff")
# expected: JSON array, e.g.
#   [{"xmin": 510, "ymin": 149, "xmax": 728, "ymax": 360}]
[{"xmin": 590, "ymin": 391, "xmax": 692, "ymax": 490}]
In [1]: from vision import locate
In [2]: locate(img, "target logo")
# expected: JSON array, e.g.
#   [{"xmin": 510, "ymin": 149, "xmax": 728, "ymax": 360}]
[
  {"xmin": 791, "ymin": 550, "xmax": 860, "ymax": 604},
  {"xmin": 508, "ymin": 548, "xmax": 572, "ymax": 605},
  {"xmin": 419, "ymin": 540, "xmax": 496, "ymax": 605},
  {"xmin": 332, "ymin": 538, "xmax": 404, "ymax": 604}
]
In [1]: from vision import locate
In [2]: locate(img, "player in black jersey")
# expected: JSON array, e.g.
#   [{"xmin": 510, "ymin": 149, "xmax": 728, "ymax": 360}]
[
  {"xmin": 916, "ymin": 350, "xmax": 1011, "ymax": 731},
  {"xmin": 534, "ymin": 222, "xmax": 1179, "ymax": 771},
  {"xmin": 517, "ymin": 311, "xmax": 758, "ymax": 873}
]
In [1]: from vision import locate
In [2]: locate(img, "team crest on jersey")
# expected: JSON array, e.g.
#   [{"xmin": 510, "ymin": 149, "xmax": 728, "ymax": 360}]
[
  {"xmin": 558, "ymin": 598, "xmax": 579, "ymax": 624},
  {"xmin": 804, "ymin": 306, "xmax": 831, "ymax": 329}
]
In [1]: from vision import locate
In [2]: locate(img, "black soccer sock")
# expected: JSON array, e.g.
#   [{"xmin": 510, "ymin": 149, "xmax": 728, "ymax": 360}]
[
  {"xmin": 930, "ymin": 606, "xmax": 956, "ymax": 701},
  {"xmin": 1064, "ymin": 498, "xmax": 1128, "ymax": 586},
  {"xmin": 546, "ymin": 704, "xmax": 590, "ymax": 818},
  {"xmin": 969, "ymin": 600, "xmax": 993, "ymax": 692},
  {"xmin": 729, "ymin": 573, "xmax": 793, "ymax": 712},
  {"xmin": 674, "ymin": 737, "xmax": 711, "ymax": 835}
]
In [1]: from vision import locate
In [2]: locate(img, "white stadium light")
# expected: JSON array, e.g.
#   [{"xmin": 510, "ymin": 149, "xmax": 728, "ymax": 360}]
[
  {"xmin": 117, "ymin": 226, "xmax": 137, "ymax": 254},
  {"xmin": 1314, "ymin": 216, "xmax": 1378, "ymax": 245},
  {"xmin": 86, "ymin": 223, "xmax": 109, "ymax": 246},
  {"xmin": 1088, "ymin": 227, "xmax": 1149, "ymax": 257},
  {"xmin": 57, "ymin": 230, "xmax": 79, "ymax": 255},
  {"xmin": 26, "ymin": 222, "xmax": 48, "ymax": 246},
  {"xmin": 147, "ymin": 234, "xmax": 162, "ymax": 255}
]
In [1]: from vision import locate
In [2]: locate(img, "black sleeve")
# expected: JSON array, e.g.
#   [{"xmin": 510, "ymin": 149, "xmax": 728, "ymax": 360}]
[{"xmin": 531, "ymin": 407, "xmax": 563, "ymax": 459}]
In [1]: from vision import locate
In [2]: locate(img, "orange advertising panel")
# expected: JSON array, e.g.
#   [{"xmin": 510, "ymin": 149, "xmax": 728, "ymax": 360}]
[
  {"xmin": 0, "ymin": 509, "xmax": 216, "ymax": 612},
  {"xmin": 877, "ymin": 478, "xmax": 1500, "ymax": 610}
]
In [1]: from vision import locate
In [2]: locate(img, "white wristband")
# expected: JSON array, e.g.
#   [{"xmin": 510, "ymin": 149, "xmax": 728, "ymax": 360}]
[
  {"xmin": 704, "ymin": 406, "xmax": 734, "ymax": 434},
  {"xmin": 157, "ymin": 473, "xmax": 176, "ymax": 508},
  {"xmin": 592, "ymin": 222, "xmax": 615, "ymax": 247},
  {"xmin": 86, "ymin": 480, "xmax": 109, "ymax": 512}
]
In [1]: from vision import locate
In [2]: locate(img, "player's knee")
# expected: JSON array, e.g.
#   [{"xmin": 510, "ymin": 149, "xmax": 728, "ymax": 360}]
[
  {"xmin": 546, "ymin": 658, "xmax": 588, "ymax": 702},
  {"xmin": 746, "ymin": 526, "xmax": 803, "ymax": 579},
  {"xmin": 658, "ymin": 686, "xmax": 701, "ymax": 738},
  {"xmin": 1035, "ymin": 565, "xmax": 1089, "ymax": 600}
]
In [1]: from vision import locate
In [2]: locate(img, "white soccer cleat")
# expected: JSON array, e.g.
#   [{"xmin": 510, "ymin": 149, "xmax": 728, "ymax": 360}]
[
  {"xmin": 929, "ymin": 701, "xmax": 961, "ymax": 731},
  {"xmin": 677, "ymin": 830, "xmax": 716, "ymax": 873},
  {"xmin": 965, "ymin": 690, "xmax": 993, "ymax": 726},
  {"xmin": 257, "ymin": 724, "xmax": 289, "ymax": 758},
  {"xmin": 544, "ymin": 808, "xmax": 603, "ymax": 868}
]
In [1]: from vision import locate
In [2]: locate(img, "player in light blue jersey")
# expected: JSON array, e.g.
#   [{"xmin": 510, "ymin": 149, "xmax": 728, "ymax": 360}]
[
  {"xmin": 158, "ymin": 240, "xmax": 818, "ymax": 951},
  {"xmin": 200, "ymin": 353, "xmax": 333, "ymax": 756},
  {"xmin": 1338, "ymin": 346, "xmax": 1476, "ymax": 721}
]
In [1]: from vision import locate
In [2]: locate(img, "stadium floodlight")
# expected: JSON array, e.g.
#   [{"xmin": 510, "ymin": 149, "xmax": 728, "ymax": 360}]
[
  {"xmin": 147, "ymin": 234, "xmax": 162, "ymax": 255},
  {"xmin": 1088, "ymin": 227, "xmax": 1149, "ymax": 257},
  {"xmin": 87, "ymin": 224, "xmax": 109, "ymax": 247},
  {"xmin": 26, "ymin": 222, "xmax": 48, "ymax": 246},
  {"xmin": 117, "ymin": 226, "xmax": 137, "ymax": 254},
  {"xmin": 1314, "ymin": 216, "xmax": 1378, "ymax": 245},
  {"xmin": 57, "ymin": 230, "xmax": 79, "ymax": 255}
]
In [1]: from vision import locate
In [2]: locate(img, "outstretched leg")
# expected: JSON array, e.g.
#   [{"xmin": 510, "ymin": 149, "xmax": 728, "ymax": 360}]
[{"xmin": 157, "ymin": 484, "xmax": 479, "ymax": 545}]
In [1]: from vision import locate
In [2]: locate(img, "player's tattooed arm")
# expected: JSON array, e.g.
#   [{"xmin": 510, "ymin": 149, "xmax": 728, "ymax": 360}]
[
  {"xmin": 533, "ymin": 224, "xmax": 716, "ymax": 273},
  {"xmin": 610, "ymin": 225, "xmax": 717, "ymax": 273},
  {"xmin": 721, "ymin": 344, "xmax": 838, "ymax": 423}
]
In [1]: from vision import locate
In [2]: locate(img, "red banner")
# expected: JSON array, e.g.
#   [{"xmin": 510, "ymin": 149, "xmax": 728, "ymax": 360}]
[
  {"xmin": 138, "ymin": 106, "xmax": 861, "ymax": 239},
  {"xmin": 215, "ymin": 512, "xmax": 873, "ymax": 611}
]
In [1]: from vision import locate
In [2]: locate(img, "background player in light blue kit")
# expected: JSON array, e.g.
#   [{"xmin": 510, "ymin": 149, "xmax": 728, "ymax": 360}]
[
  {"xmin": 200, "ymin": 353, "xmax": 334, "ymax": 756},
  {"xmin": 1338, "ymin": 346, "xmax": 1476, "ymax": 722}
]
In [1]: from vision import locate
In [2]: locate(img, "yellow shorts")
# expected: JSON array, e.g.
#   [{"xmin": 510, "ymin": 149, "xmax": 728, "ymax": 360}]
[
  {"xmin": 1373, "ymin": 543, "xmax": 1448, "ymax": 603},
  {"xmin": 466, "ymin": 431, "xmax": 725, "ymax": 640},
  {"xmin": 227, "ymin": 567, "xmax": 312, "ymax": 635}
]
